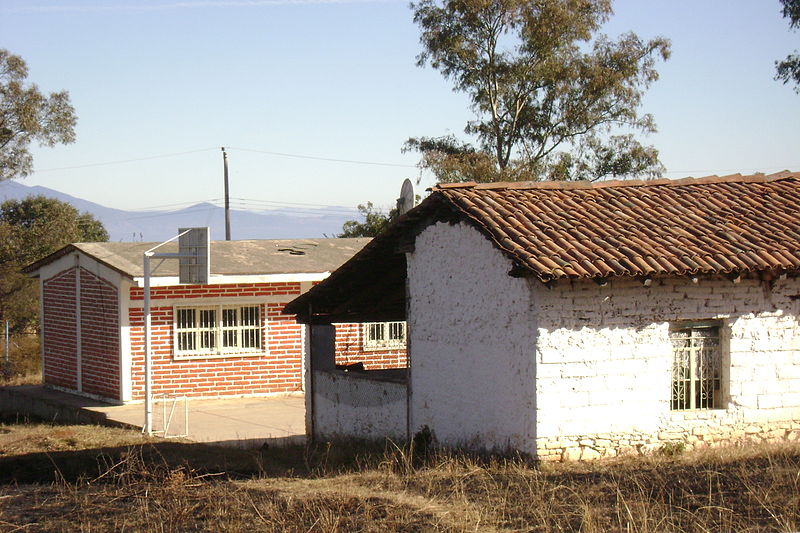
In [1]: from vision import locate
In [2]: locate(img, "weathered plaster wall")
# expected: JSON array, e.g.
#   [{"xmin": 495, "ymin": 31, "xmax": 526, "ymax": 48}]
[
  {"xmin": 534, "ymin": 276, "xmax": 800, "ymax": 460},
  {"xmin": 313, "ymin": 370, "xmax": 407, "ymax": 440},
  {"xmin": 407, "ymin": 221, "xmax": 538, "ymax": 452}
]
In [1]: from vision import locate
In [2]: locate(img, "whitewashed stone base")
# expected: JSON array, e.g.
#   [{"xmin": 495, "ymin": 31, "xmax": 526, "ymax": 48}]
[{"xmin": 536, "ymin": 419, "xmax": 800, "ymax": 461}]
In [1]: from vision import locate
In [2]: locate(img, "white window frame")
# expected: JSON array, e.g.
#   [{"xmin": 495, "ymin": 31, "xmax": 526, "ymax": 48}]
[
  {"xmin": 670, "ymin": 320, "xmax": 723, "ymax": 411},
  {"xmin": 362, "ymin": 321, "xmax": 406, "ymax": 351},
  {"xmin": 173, "ymin": 303, "xmax": 264, "ymax": 359}
]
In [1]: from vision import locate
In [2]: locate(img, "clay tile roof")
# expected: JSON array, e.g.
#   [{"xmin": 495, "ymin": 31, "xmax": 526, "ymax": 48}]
[{"xmin": 433, "ymin": 171, "xmax": 800, "ymax": 281}]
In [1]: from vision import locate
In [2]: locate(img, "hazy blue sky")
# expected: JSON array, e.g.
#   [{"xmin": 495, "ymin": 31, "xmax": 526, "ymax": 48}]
[{"xmin": 2, "ymin": 0, "xmax": 799, "ymax": 216}]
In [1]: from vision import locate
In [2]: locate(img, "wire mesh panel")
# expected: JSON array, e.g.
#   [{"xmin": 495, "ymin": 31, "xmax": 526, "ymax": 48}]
[
  {"xmin": 151, "ymin": 394, "xmax": 189, "ymax": 438},
  {"xmin": 670, "ymin": 323, "xmax": 721, "ymax": 410}
]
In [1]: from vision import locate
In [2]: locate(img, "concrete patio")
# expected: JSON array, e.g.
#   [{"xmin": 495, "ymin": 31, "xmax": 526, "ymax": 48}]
[{"xmin": 0, "ymin": 385, "xmax": 306, "ymax": 448}]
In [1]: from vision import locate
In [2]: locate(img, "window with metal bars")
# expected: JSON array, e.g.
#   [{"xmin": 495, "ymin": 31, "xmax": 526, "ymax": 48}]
[
  {"xmin": 670, "ymin": 322, "xmax": 723, "ymax": 410},
  {"xmin": 174, "ymin": 305, "xmax": 262, "ymax": 358},
  {"xmin": 363, "ymin": 321, "xmax": 406, "ymax": 350}
]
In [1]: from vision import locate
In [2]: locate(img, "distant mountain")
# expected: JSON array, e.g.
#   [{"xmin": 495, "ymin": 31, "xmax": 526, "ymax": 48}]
[{"xmin": 0, "ymin": 180, "xmax": 355, "ymax": 242}]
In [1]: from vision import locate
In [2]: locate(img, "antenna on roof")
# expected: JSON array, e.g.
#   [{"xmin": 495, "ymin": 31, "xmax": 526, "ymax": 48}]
[{"xmin": 396, "ymin": 178, "xmax": 415, "ymax": 215}]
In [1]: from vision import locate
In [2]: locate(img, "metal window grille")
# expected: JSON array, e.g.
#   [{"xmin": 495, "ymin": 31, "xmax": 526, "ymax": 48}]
[
  {"xmin": 221, "ymin": 305, "xmax": 261, "ymax": 351},
  {"xmin": 670, "ymin": 323, "xmax": 722, "ymax": 410},
  {"xmin": 363, "ymin": 321, "xmax": 406, "ymax": 350},
  {"xmin": 176, "ymin": 307, "xmax": 217, "ymax": 355},
  {"xmin": 175, "ymin": 305, "xmax": 262, "ymax": 357}
]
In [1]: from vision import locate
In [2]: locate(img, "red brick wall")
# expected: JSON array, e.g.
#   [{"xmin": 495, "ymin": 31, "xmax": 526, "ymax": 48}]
[
  {"xmin": 42, "ymin": 267, "xmax": 121, "ymax": 399},
  {"xmin": 79, "ymin": 269, "xmax": 120, "ymax": 399},
  {"xmin": 128, "ymin": 282, "xmax": 304, "ymax": 399},
  {"xmin": 42, "ymin": 268, "xmax": 78, "ymax": 390},
  {"xmin": 333, "ymin": 323, "xmax": 408, "ymax": 370}
]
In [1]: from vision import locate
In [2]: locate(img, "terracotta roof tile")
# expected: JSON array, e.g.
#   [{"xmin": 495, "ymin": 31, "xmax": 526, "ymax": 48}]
[{"xmin": 432, "ymin": 171, "xmax": 800, "ymax": 281}]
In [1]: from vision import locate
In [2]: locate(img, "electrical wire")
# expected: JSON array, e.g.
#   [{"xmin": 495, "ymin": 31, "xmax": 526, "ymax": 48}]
[
  {"xmin": 34, "ymin": 147, "xmax": 220, "ymax": 172},
  {"xmin": 227, "ymin": 146, "xmax": 417, "ymax": 168},
  {"xmin": 663, "ymin": 165, "xmax": 800, "ymax": 175}
]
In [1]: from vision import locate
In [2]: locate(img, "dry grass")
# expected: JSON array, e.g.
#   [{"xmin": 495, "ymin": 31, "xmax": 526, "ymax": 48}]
[
  {"xmin": 0, "ymin": 334, "xmax": 41, "ymax": 386},
  {"xmin": 1, "ymin": 421, "xmax": 799, "ymax": 532}
]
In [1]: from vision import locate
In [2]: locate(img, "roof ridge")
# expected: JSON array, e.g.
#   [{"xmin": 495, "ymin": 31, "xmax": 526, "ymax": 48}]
[{"xmin": 432, "ymin": 171, "xmax": 800, "ymax": 192}]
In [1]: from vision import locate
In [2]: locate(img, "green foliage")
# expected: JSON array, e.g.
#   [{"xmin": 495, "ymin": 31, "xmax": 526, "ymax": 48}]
[
  {"xmin": 338, "ymin": 202, "xmax": 399, "ymax": 238},
  {"xmin": 0, "ymin": 49, "xmax": 77, "ymax": 181},
  {"xmin": 658, "ymin": 441, "xmax": 687, "ymax": 457},
  {"xmin": 0, "ymin": 196, "xmax": 108, "ymax": 334},
  {"xmin": 407, "ymin": 0, "xmax": 670, "ymax": 183},
  {"xmin": 776, "ymin": 0, "xmax": 800, "ymax": 92}
]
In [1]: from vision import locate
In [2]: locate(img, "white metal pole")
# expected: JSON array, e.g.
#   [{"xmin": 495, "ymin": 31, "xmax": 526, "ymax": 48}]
[
  {"xmin": 4, "ymin": 321, "xmax": 9, "ymax": 363},
  {"xmin": 144, "ymin": 253, "xmax": 153, "ymax": 436}
]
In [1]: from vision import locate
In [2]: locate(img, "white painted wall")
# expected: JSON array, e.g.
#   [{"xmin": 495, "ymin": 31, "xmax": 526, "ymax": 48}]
[
  {"xmin": 534, "ymin": 276, "xmax": 800, "ymax": 447},
  {"xmin": 407, "ymin": 222, "xmax": 538, "ymax": 452},
  {"xmin": 313, "ymin": 371, "xmax": 406, "ymax": 440},
  {"xmin": 405, "ymin": 222, "xmax": 800, "ymax": 458}
]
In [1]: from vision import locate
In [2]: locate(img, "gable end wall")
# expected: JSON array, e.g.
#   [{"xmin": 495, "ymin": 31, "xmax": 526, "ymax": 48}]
[
  {"xmin": 408, "ymin": 221, "xmax": 538, "ymax": 452},
  {"xmin": 40, "ymin": 255, "xmax": 122, "ymax": 401}
]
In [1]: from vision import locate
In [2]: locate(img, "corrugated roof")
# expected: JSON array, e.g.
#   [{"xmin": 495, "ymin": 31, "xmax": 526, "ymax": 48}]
[
  {"xmin": 435, "ymin": 171, "xmax": 800, "ymax": 281},
  {"xmin": 285, "ymin": 171, "xmax": 800, "ymax": 323},
  {"xmin": 25, "ymin": 238, "xmax": 371, "ymax": 278}
]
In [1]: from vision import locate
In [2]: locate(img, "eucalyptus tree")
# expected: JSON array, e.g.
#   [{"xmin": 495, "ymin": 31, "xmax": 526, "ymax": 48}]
[
  {"xmin": 776, "ymin": 0, "xmax": 800, "ymax": 92},
  {"xmin": 406, "ymin": 0, "xmax": 671, "ymax": 182},
  {"xmin": 0, "ymin": 49, "xmax": 77, "ymax": 181}
]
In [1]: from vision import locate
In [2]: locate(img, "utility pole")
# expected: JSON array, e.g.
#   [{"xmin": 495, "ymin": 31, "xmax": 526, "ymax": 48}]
[{"xmin": 221, "ymin": 147, "xmax": 231, "ymax": 241}]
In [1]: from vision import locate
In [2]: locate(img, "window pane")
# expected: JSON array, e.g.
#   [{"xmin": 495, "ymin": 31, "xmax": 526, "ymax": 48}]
[
  {"xmin": 242, "ymin": 328, "xmax": 259, "ymax": 349},
  {"xmin": 241, "ymin": 306, "xmax": 258, "ymax": 327},
  {"xmin": 388, "ymin": 322, "xmax": 405, "ymax": 341},
  {"xmin": 178, "ymin": 331, "xmax": 194, "ymax": 351},
  {"xmin": 223, "ymin": 329, "xmax": 237, "ymax": 348},
  {"xmin": 177, "ymin": 308, "xmax": 195, "ymax": 329},
  {"xmin": 368, "ymin": 323, "xmax": 384, "ymax": 341},
  {"xmin": 240, "ymin": 306, "xmax": 260, "ymax": 349},
  {"xmin": 222, "ymin": 308, "xmax": 237, "ymax": 327},
  {"xmin": 200, "ymin": 309, "xmax": 216, "ymax": 328}
]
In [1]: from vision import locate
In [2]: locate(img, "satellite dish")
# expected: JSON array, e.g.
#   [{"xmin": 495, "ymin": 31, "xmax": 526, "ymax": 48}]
[{"xmin": 396, "ymin": 178, "xmax": 415, "ymax": 215}]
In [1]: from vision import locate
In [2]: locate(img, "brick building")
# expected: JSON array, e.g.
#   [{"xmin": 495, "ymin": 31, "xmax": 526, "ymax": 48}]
[
  {"xmin": 25, "ymin": 238, "xmax": 406, "ymax": 404},
  {"xmin": 288, "ymin": 172, "xmax": 800, "ymax": 459}
]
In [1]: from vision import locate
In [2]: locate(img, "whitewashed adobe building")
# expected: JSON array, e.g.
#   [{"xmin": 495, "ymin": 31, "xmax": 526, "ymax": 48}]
[
  {"xmin": 287, "ymin": 172, "xmax": 800, "ymax": 460},
  {"xmin": 25, "ymin": 238, "xmax": 407, "ymax": 404}
]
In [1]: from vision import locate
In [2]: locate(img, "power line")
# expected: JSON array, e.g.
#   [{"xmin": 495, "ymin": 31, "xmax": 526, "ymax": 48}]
[
  {"xmin": 663, "ymin": 165, "xmax": 800, "ymax": 175},
  {"xmin": 33, "ymin": 145, "xmax": 418, "ymax": 174},
  {"xmin": 123, "ymin": 198, "xmax": 225, "ymax": 212},
  {"xmin": 123, "ymin": 196, "xmax": 361, "ymax": 214},
  {"xmin": 230, "ymin": 196, "xmax": 358, "ymax": 209},
  {"xmin": 227, "ymin": 146, "xmax": 417, "ymax": 168},
  {"xmin": 34, "ymin": 148, "xmax": 219, "ymax": 172}
]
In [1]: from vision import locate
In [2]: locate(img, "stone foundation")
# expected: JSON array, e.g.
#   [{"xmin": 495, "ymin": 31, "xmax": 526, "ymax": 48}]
[{"xmin": 537, "ymin": 419, "xmax": 800, "ymax": 462}]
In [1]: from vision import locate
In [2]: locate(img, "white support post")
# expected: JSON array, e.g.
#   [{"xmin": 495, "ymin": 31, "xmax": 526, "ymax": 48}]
[
  {"xmin": 143, "ymin": 253, "xmax": 153, "ymax": 436},
  {"xmin": 141, "ymin": 228, "xmax": 207, "ymax": 438}
]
